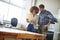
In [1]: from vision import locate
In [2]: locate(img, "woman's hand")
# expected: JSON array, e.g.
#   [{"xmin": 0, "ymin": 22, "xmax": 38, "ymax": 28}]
[
  {"xmin": 26, "ymin": 19, "xmax": 29, "ymax": 22},
  {"xmin": 26, "ymin": 18, "xmax": 33, "ymax": 22}
]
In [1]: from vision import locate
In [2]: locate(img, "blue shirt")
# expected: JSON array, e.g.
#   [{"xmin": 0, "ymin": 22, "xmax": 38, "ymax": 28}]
[{"xmin": 38, "ymin": 10, "xmax": 57, "ymax": 25}]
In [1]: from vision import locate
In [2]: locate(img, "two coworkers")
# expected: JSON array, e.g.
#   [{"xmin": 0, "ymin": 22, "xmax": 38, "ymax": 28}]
[{"xmin": 26, "ymin": 4, "xmax": 58, "ymax": 34}]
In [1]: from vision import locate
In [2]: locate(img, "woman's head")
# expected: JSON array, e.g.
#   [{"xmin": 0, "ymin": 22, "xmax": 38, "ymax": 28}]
[{"xmin": 30, "ymin": 6, "xmax": 39, "ymax": 15}]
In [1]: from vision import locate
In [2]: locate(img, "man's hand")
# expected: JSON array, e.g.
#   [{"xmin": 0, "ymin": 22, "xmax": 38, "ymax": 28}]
[
  {"xmin": 44, "ymin": 22, "xmax": 50, "ymax": 28},
  {"xmin": 36, "ymin": 24, "xmax": 39, "ymax": 27}
]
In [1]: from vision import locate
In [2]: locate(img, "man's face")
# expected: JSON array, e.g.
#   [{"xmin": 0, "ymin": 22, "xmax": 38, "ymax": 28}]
[{"xmin": 39, "ymin": 8, "xmax": 44, "ymax": 12}]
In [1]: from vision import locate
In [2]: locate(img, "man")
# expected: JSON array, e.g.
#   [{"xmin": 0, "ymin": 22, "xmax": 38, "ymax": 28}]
[{"xmin": 38, "ymin": 4, "xmax": 57, "ymax": 34}]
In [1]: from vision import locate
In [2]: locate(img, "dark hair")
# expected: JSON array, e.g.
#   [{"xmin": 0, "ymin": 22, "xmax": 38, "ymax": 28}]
[
  {"xmin": 30, "ymin": 6, "xmax": 39, "ymax": 14},
  {"xmin": 39, "ymin": 4, "xmax": 45, "ymax": 8}
]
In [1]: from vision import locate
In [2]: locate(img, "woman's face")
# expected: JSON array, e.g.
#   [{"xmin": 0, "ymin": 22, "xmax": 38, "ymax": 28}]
[{"xmin": 32, "ymin": 10, "xmax": 36, "ymax": 15}]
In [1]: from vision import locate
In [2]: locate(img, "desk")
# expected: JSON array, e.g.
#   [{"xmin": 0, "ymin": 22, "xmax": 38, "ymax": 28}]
[{"xmin": 0, "ymin": 28, "xmax": 44, "ymax": 40}]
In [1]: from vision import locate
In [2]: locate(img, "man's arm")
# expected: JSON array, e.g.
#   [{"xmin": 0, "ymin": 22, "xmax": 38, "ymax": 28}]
[{"xmin": 47, "ymin": 11, "xmax": 58, "ymax": 24}]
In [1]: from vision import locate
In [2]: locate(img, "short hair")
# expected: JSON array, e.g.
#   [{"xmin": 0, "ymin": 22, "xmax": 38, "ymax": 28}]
[
  {"xmin": 30, "ymin": 6, "xmax": 39, "ymax": 14},
  {"xmin": 39, "ymin": 4, "xmax": 45, "ymax": 8}
]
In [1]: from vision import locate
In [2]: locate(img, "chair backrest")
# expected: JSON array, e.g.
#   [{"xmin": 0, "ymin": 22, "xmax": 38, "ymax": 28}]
[{"xmin": 11, "ymin": 18, "xmax": 18, "ymax": 27}]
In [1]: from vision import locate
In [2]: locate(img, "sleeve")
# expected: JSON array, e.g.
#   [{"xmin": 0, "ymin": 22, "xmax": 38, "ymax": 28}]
[
  {"xmin": 36, "ymin": 15, "xmax": 39, "ymax": 24},
  {"xmin": 34, "ymin": 15, "xmax": 39, "ymax": 25},
  {"xmin": 26, "ymin": 14, "xmax": 32, "ymax": 23},
  {"xmin": 38, "ymin": 15, "xmax": 40, "ymax": 25},
  {"xmin": 26, "ymin": 14, "xmax": 30, "ymax": 19}
]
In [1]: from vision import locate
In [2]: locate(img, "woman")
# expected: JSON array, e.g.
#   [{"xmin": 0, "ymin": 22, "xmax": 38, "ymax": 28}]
[{"xmin": 26, "ymin": 6, "xmax": 39, "ymax": 33}]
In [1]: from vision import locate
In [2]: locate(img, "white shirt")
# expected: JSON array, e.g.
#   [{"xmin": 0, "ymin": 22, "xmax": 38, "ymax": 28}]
[{"xmin": 26, "ymin": 13, "xmax": 38, "ymax": 29}]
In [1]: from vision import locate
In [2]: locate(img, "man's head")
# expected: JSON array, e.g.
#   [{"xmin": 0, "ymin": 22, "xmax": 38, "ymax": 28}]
[
  {"xmin": 30, "ymin": 6, "xmax": 39, "ymax": 15},
  {"xmin": 39, "ymin": 4, "xmax": 45, "ymax": 12}
]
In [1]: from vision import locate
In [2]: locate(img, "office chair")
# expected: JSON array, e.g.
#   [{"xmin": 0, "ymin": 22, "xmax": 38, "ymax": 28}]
[
  {"xmin": 11, "ymin": 18, "xmax": 18, "ymax": 27},
  {"xmin": 27, "ymin": 23, "xmax": 38, "ymax": 33}
]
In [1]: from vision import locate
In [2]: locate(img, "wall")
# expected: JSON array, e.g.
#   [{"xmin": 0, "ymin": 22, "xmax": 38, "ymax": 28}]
[{"xmin": 59, "ymin": 0, "xmax": 60, "ymax": 8}]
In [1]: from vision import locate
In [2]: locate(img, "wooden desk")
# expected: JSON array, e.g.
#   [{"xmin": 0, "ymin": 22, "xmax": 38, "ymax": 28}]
[{"xmin": 0, "ymin": 28, "xmax": 44, "ymax": 40}]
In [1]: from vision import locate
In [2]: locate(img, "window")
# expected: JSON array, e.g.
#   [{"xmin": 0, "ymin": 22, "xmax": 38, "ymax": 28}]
[
  {"xmin": 0, "ymin": 0, "xmax": 32, "ymax": 26},
  {"xmin": 0, "ymin": 1, "xmax": 9, "ymax": 22}
]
